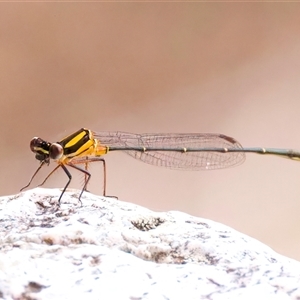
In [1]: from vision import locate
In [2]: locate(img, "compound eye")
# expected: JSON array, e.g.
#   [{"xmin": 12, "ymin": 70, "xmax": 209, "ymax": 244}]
[
  {"xmin": 49, "ymin": 143, "xmax": 63, "ymax": 160},
  {"xmin": 30, "ymin": 137, "xmax": 41, "ymax": 152}
]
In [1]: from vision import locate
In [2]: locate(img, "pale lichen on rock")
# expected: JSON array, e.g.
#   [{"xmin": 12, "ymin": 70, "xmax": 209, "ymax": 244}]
[{"xmin": 0, "ymin": 188, "xmax": 299, "ymax": 299}]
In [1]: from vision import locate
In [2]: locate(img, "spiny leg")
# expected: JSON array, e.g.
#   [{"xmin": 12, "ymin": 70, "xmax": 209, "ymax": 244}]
[
  {"xmin": 102, "ymin": 158, "xmax": 106, "ymax": 196},
  {"xmin": 58, "ymin": 164, "xmax": 73, "ymax": 205},
  {"xmin": 47, "ymin": 159, "xmax": 106, "ymax": 205},
  {"xmin": 84, "ymin": 158, "xmax": 118, "ymax": 199},
  {"xmin": 85, "ymin": 158, "xmax": 117, "ymax": 199},
  {"xmin": 37, "ymin": 164, "xmax": 61, "ymax": 187},
  {"xmin": 84, "ymin": 157, "xmax": 90, "ymax": 192},
  {"xmin": 20, "ymin": 161, "xmax": 46, "ymax": 191},
  {"xmin": 72, "ymin": 157, "xmax": 107, "ymax": 196},
  {"xmin": 67, "ymin": 163, "xmax": 91, "ymax": 205},
  {"xmin": 44, "ymin": 163, "xmax": 90, "ymax": 206},
  {"xmin": 87, "ymin": 158, "xmax": 106, "ymax": 196},
  {"xmin": 90, "ymin": 158, "xmax": 106, "ymax": 196}
]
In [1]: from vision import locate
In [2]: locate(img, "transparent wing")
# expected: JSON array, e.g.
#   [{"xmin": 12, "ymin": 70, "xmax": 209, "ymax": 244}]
[{"xmin": 93, "ymin": 132, "xmax": 246, "ymax": 170}]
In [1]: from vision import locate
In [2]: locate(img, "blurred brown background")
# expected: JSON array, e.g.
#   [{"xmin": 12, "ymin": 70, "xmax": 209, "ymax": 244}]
[{"xmin": 1, "ymin": 3, "xmax": 300, "ymax": 260}]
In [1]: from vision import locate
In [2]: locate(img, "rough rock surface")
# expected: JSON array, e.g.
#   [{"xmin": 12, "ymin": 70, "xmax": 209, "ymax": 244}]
[{"xmin": 0, "ymin": 188, "xmax": 299, "ymax": 300}]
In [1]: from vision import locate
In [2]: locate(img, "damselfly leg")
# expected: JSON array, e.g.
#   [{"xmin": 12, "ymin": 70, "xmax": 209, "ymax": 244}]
[{"xmin": 21, "ymin": 157, "xmax": 107, "ymax": 205}]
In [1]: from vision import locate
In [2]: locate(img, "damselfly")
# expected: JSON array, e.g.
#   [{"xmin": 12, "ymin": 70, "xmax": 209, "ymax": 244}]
[{"xmin": 21, "ymin": 128, "xmax": 300, "ymax": 204}]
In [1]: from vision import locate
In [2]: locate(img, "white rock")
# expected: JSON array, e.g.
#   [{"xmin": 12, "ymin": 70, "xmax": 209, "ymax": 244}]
[{"xmin": 0, "ymin": 188, "xmax": 299, "ymax": 299}]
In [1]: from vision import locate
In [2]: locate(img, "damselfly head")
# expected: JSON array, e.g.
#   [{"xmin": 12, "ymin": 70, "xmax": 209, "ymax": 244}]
[
  {"xmin": 29, "ymin": 137, "xmax": 64, "ymax": 162},
  {"xmin": 30, "ymin": 137, "xmax": 51, "ymax": 162}
]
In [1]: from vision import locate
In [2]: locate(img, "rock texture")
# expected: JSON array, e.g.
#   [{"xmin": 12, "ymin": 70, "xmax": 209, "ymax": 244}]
[{"xmin": 0, "ymin": 188, "xmax": 299, "ymax": 299}]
